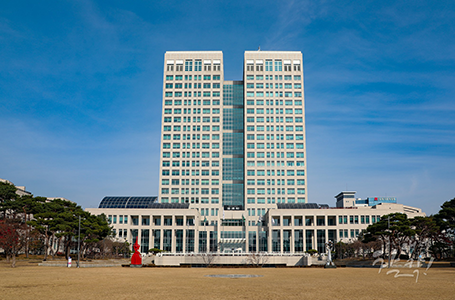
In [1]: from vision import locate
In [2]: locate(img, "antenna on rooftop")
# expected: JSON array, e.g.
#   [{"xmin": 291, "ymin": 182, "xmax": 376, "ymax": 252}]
[{"xmin": 258, "ymin": 46, "xmax": 261, "ymax": 51}]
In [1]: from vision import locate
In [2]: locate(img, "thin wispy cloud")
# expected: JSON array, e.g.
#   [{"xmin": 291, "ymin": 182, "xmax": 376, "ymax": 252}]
[{"xmin": 0, "ymin": 0, "xmax": 453, "ymax": 214}]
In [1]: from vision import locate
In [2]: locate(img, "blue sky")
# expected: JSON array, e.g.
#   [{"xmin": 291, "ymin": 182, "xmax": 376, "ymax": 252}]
[{"xmin": 1, "ymin": 0, "xmax": 454, "ymax": 215}]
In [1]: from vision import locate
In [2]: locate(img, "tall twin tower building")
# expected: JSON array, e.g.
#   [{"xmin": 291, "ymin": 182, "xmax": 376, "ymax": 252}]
[
  {"xmin": 159, "ymin": 51, "xmax": 307, "ymax": 224},
  {"xmin": 87, "ymin": 50, "xmax": 424, "ymax": 256}
]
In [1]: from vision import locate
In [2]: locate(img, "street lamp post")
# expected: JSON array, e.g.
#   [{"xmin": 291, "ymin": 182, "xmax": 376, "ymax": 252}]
[{"xmin": 77, "ymin": 215, "xmax": 81, "ymax": 268}]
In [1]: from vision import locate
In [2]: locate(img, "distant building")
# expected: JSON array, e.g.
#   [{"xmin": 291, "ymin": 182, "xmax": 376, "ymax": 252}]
[
  {"xmin": 0, "ymin": 178, "xmax": 72, "ymax": 202},
  {"xmin": 0, "ymin": 178, "xmax": 32, "ymax": 197},
  {"xmin": 336, "ymin": 191, "xmax": 397, "ymax": 207}
]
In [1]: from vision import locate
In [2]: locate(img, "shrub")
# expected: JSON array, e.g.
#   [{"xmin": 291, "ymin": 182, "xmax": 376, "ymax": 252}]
[{"xmin": 306, "ymin": 249, "xmax": 318, "ymax": 255}]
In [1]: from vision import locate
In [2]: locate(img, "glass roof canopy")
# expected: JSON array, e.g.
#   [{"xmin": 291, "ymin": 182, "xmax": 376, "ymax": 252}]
[{"xmin": 99, "ymin": 196, "xmax": 159, "ymax": 209}]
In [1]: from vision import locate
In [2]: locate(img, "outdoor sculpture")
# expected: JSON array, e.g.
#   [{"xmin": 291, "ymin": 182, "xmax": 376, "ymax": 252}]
[
  {"xmin": 325, "ymin": 240, "xmax": 337, "ymax": 268},
  {"xmin": 130, "ymin": 237, "xmax": 142, "ymax": 267}
]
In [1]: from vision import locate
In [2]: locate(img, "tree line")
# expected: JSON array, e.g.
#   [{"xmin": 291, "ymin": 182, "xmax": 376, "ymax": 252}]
[
  {"xmin": 336, "ymin": 198, "xmax": 455, "ymax": 260},
  {"xmin": 0, "ymin": 181, "xmax": 128, "ymax": 267}
]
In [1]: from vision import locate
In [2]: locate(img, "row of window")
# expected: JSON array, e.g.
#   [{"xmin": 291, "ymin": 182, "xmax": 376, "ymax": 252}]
[
  {"xmin": 162, "ymin": 152, "xmax": 220, "ymax": 158},
  {"xmin": 163, "ymin": 142, "xmax": 220, "ymax": 149},
  {"xmin": 246, "ymin": 134, "xmax": 304, "ymax": 141},
  {"xmin": 164, "ymin": 99, "xmax": 221, "ymax": 106},
  {"xmin": 113, "ymin": 215, "xmax": 198, "ymax": 226},
  {"xmin": 165, "ymin": 91, "xmax": 303, "ymax": 98},
  {"xmin": 164, "ymin": 135, "xmax": 304, "ymax": 145},
  {"xmin": 246, "ymin": 142, "xmax": 304, "ymax": 149},
  {"xmin": 110, "ymin": 215, "xmax": 378, "ymax": 229},
  {"xmin": 246, "ymin": 106, "xmax": 303, "ymax": 115},
  {"xmin": 246, "ymin": 117, "xmax": 303, "ymax": 123},
  {"xmin": 161, "ymin": 169, "xmax": 304, "ymax": 179},
  {"xmin": 246, "ymin": 125, "xmax": 304, "ymax": 131},
  {"xmin": 246, "ymin": 153, "xmax": 305, "ymax": 160},
  {"xmin": 109, "ymin": 213, "xmax": 382, "ymax": 229},
  {"xmin": 165, "ymin": 83, "xmax": 221, "ymax": 89},
  {"xmin": 246, "ymin": 75, "xmax": 301, "ymax": 81},
  {"xmin": 162, "ymin": 160, "xmax": 304, "ymax": 170},
  {"xmin": 163, "ymin": 100, "xmax": 302, "ymax": 109},
  {"xmin": 161, "ymin": 188, "xmax": 220, "ymax": 195},
  {"xmin": 166, "ymin": 74, "xmax": 221, "ymax": 81},
  {"xmin": 164, "ymin": 117, "xmax": 304, "ymax": 125},
  {"xmin": 163, "ymin": 125, "xmax": 220, "ymax": 131},
  {"xmin": 269, "ymin": 215, "xmax": 382, "ymax": 227},
  {"xmin": 245, "ymin": 102, "xmax": 303, "ymax": 109},
  {"xmin": 162, "ymin": 170, "xmax": 221, "ymax": 178},
  {"xmin": 166, "ymin": 60, "xmax": 221, "ymax": 72},
  {"xmin": 200, "ymin": 208, "xmax": 220, "ymax": 216},
  {"xmin": 165, "ymin": 91, "xmax": 221, "ymax": 97},
  {"xmin": 163, "ymin": 107, "xmax": 222, "ymax": 115},
  {"xmin": 245, "ymin": 180, "xmax": 305, "ymax": 186},
  {"xmin": 163, "ymin": 100, "xmax": 303, "ymax": 107},
  {"xmin": 161, "ymin": 179, "xmax": 220, "ymax": 186},
  {"xmin": 246, "ymin": 188, "xmax": 306, "ymax": 195},
  {"xmin": 246, "ymin": 83, "xmax": 302, "ymax": 89},
  {"xmin": 160, "ymin": 197, "xmax": 220, "ymax": 204},
  {"xmin": 245, "ymin": 170, "xmax": 306, "ymax": 178},
  {"xmin": 163, "ymin": 134, "xmax": 220, "ymax": 141},
  {"xmin": 164, "ymin": 116, "xmax": 220, "ymax": 122},
  {"xmin": 246, "ymin": 91, "xmax": 302, "ymax": 97},
  {"xmin": 160, "ymin": 187, "xmax": 222, "ymax": 194},
  {"xmin": 163, "ymin": 160, "xmax": 219, "ymax": 167},
  {"xmin": 247, "ymin": 197, "xmax": 305, "ymax": 204},
  {"xmin": 245, "ymin": 60, "xmax": 301, "ymax": 72},
  {"xmin": 246, "ymin": 161, "xmax": 305, "ymax": 170},
  {"xmin": 108, "ymin": 215, "xmax": 128, "ymax": 224},
  {"xmin": 338, "ymin": 215, "xmax": 381, "ymax": 224}
]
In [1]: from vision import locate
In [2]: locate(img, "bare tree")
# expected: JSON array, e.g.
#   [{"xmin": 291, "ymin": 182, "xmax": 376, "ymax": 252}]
[
  {"xmin": 246, "ymin": 252, "xmax": 269, "ymax": 267},
  {"xmin": 200, "ymin": 253, "xmax": 218, "ymax": 267}
]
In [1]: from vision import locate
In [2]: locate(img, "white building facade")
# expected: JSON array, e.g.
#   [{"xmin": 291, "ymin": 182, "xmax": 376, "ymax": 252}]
[{"xmin": 84, "ymin": 50, "xmax": 426, "ymax": 259}]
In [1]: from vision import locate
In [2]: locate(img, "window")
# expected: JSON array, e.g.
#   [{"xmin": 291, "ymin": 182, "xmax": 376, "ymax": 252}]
[
  {"xmin": 265, "ymin": 60, "xmax": 273, "ymax": 71},
  {"xmin": 194, "ymin": 60, "xmax": 202, "ymax": 71},
  {"xmin": 275, "ymin": 60, "xmax": 282, "ymax": 71},
  {"xmin": 185, "ymin": 60, "xmax": 193, "ymax": 71}
]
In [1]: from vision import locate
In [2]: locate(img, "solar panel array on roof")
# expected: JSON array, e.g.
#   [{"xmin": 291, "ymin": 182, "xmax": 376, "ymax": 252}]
[
  {"xmin": 148, "ymin": 203, "xmax": 190, "ymax": 209},
  {"xmin": 126, "ymin": 197, "xmax": 158, "ymax": 209},
  {"xmin": 277, "ymin": 203, "xmax": 320, "ymax": 209},
  {"xmin": 99, "ymin": 197, "xmax": 129, "ymax": 208},
  {"xmin": 98, "ymin": 196, "xmax": 158, "ymax": 209}
]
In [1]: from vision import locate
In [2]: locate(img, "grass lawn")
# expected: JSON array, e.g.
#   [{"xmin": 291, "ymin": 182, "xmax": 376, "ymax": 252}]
[{"xmin": 0, "ymin": 259, "xmax": 454, "ymax": 299}]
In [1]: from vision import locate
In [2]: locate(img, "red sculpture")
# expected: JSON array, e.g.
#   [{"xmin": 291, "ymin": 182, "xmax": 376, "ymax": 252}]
[{"xmin": 130, "ymin": 237, "xmax": 142, "ymax": 266}]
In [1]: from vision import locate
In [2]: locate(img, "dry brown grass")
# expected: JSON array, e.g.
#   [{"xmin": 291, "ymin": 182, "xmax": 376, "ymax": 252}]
[{"xmin": 0, "ymin": 260, "xmax": 454, "ymax": 300}]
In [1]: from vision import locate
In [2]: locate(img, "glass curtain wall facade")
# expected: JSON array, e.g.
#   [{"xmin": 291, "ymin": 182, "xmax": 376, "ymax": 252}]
[{"xmin": 222, "ymin": 81, "xmax": 244, "ymax": 209}]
